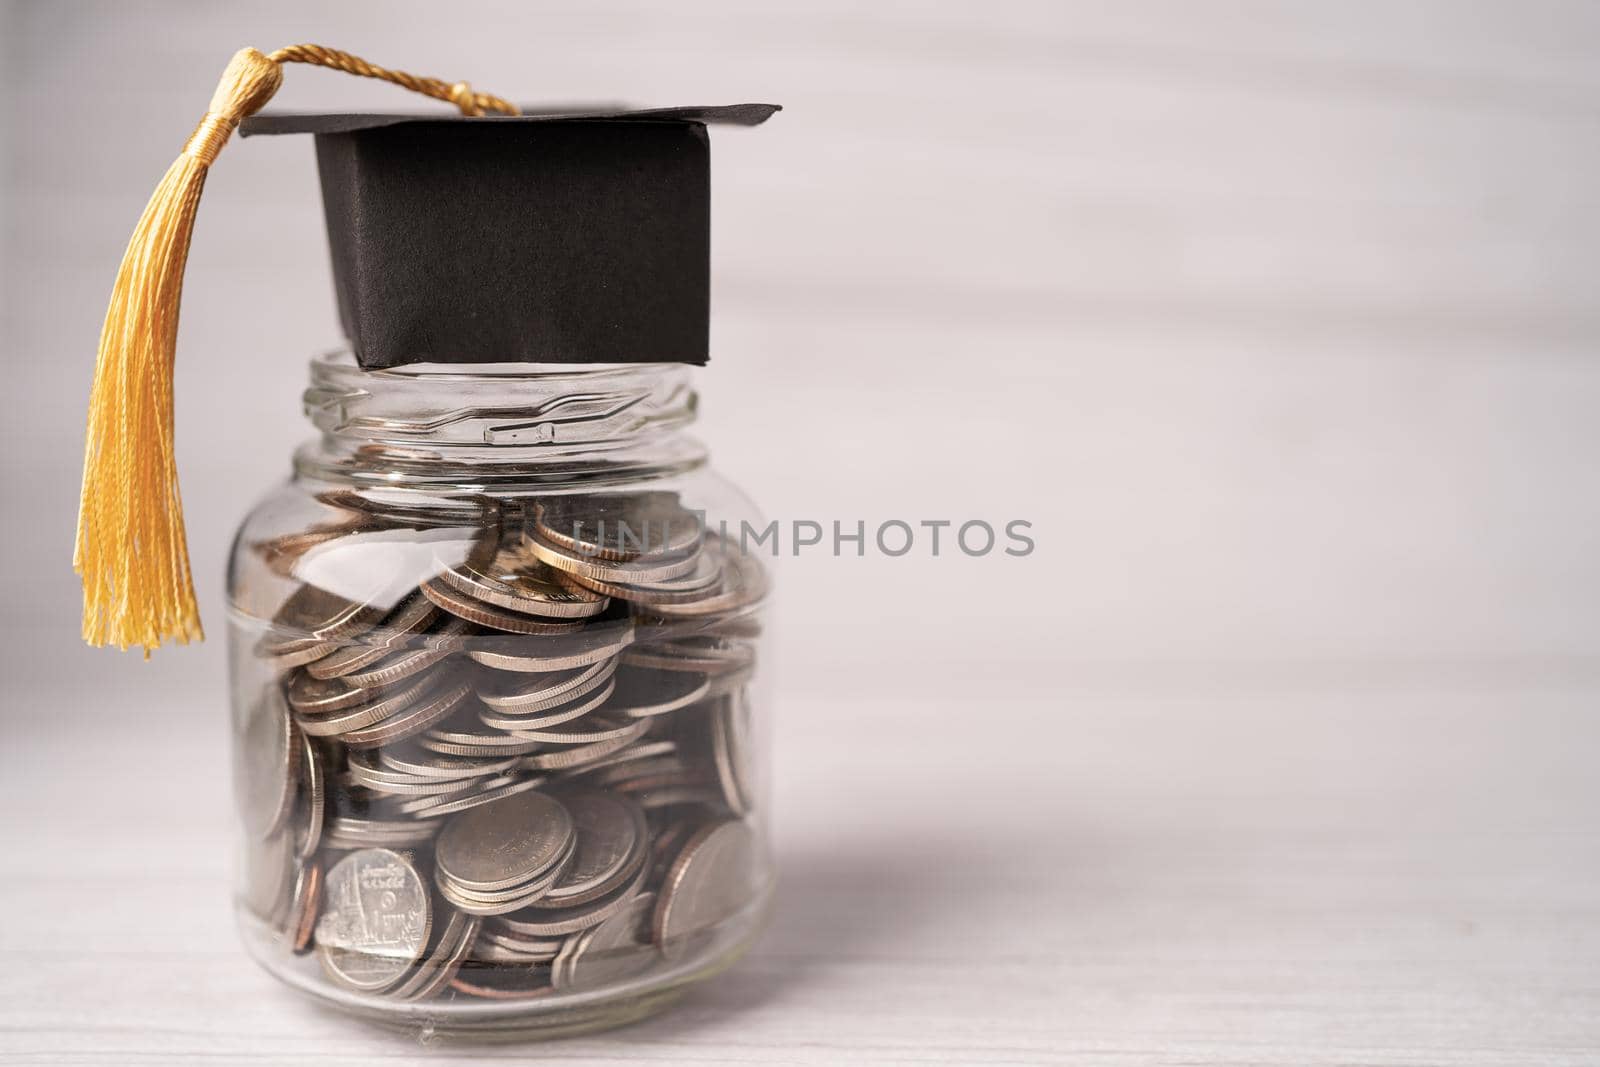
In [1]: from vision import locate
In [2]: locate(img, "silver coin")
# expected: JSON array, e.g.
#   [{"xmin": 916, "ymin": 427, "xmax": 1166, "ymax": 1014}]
[
  {"xmin": 510, "ymin": 712, "xmax": 648, "ymax": 746},
  {"xmin": 467, "ymin": 623, "xmax": 635, "ymax": 673},
  {"xmin": 378, "ymin": 744, "xmax": 521, "ymax": 782},
  {"xmin": 507, "ymin": 861, "xmax": 648, "ymax": 938},
  {"xmin": 236, "ymin": 688, "xmax": 300, "ymax": 840},
  {"xmin": 440, "ymin": 835, "xmax": 575, "ymax": 904},
  {"xmin": 420, "ymin": 712, "xmax": 549, "ymax": 758},
  {"xmin": 558, "ymin": 891, "xmax": 658, "ymax": 992},
  {"xmin": 304, "ymin": 640, "xmax": 387, "ymax": 681},
  {"xmin": 256, "ymin": 635, "xmax": 339, "ymax": 672},
  {"xmin": 392, "ymin": 910, "xmax": 483, "ymax": 1002},
  {"xmin": 586, "ymin": 754, "xmax": 693, "ymax": 791},
  {"xmin": 421, "ymin": 734, "xmax": 546, "ymax": 759},
  {"xmin": 612, "ymin": 767, "xmax": 716, "ymax": 799},
  {"xmin": 704, "ymin": 662, "xmax": 757, "ymax": 699},
  {"xmin": 305, "ymin": 595, "xmax": 440, "ymax": 679},
  {"xmin": 397, "ymin": 773, "xmax": 547, "ymax": 820},
  {"xmin": 522, "ymin": 721, "xmax": 650, "ymax": 771},
  {"xmin": 355, "ymin": 768, "xmax": 482, "ymax": 798},
  {"xmin": 323, "ymin": 816, "xmax": 437, "ymax": 849},
  {"xmin": 438, "ymin": 548, "xmax": 610, "ymax": 619},
  {"xmin": 601, "ymin": 665, "xmax": 712, "ymax": 719},
  {"xmin": 435, "ymin": 790, "xmax": 576, "ymax": 893},
  {"xmin": 346, "ymin": 749, "xmax": 491, "ymax": 796},
  {"xmin": 386, "ymin": 773, "xmax": 513, "ymax": 810},
  {"xmin": 636, "ymin": 785, "xmax": 725, "ymax": 811},
  {"xmin": 294, "ymin": 735, "xmax": 326, "ymax": 859},
  {"xmin": 647, "ymin": 548, "xmax": 768, "ymax": 619},
  {"xmin": 646, "ymin": 818, "xmax": 702, "ymax": 886},
  {"xmin": 554, "ymin": 540, "xmax": 724, "ymax": 604},
  {"xmin": 476, "ymin": 928, "xmax": 565, "ymax": 963},
  {"xmin": 524, "ymin": 528, "xmax": 702, "ymax": 585},
  {"xmin": 439, "ymin": 878, "xmax": 551, "ymax": 917},
  {"xmin": 293, "ymin": 669, "xmax": 455, "ymax": 739},
  {"xmin": 315, "ymin": 848, "xmax": 432, "ymax": 993},
  {"xmin": 407, "ymin": 915, "xmax": 482, "ymax": 1001},
  {"xmin": 532, "ymin": 493, "xmax": 702, "ymax": 562},
  {"xmin": 616, "ymin": 552, "xmax": 723, "ymax": 594},
  {"xmin": 438, "ymin": 836, "xmax": 576, "ymax": 916},
  {"xmin": 288, "ymin": 670, "xmax": 374, "ymax": 716},
  {"xmin": 578, "ymin": 535, "xmax": 723, "ymax": 592},
  {"xmin": 420, "ymin": 577, "xmax": 587, "ymax": 635},
  {"xmin": 712, "ymin": 691, "xmax": 756, "ymax": 817},
  {"xmin": 317, "ymin": 487, "xmax": 501, "ymax": 527},
  {"xmin": 621, "ymin": 636, "xmax": 756, "ymax": 675},
  {"xmin": 241, "ymin": 828, "xmax": 295, "ymax": 924},
  {"xmin": 539, "ymin": 789, "xmax": 649, "ymax": 907},
  {"xmin": 256, "ymin": 631, "xmax": 334, "ymax": 656},
  {"xmin": 336, "ymin": 620, "xmax": 469, "ymax": 689},
  {"xmin": 652, "ymin": 819, "xmax": 758, "ymax": 961},
  {"xmin": 388, "ymin": 908, "xmax": 465, "ymax": 1000},
  {"xmin": 476, "ymin": 656, "xmax": 619, "ymax": 713},
  {"xmin": 271, "ymin": 583, "xmax": 385, "ymax": 642},
  {"xmin": 558, "ymin": 739, "xmax": 679, "ymax": 782},
  {"xmin": 340, "ymin": 676, "xmax": 473, "ymax": 750},
  {"xmin": 477, "ymin": 678, "xmax": 616, "ymax": 733}
]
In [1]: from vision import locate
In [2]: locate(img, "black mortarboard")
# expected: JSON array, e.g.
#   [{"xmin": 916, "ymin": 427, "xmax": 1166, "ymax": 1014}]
[{"xmin": 241, "ymin": 105, "xmax": 779, "ymax": 369}]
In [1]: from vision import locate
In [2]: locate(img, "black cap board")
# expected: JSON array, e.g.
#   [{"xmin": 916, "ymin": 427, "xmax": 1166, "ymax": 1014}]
[{"xmin": 241, "ymin": 104, "xmax": 780, "ymax": 369}]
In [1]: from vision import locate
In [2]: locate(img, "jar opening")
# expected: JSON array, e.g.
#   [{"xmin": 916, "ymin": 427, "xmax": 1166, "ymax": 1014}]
[{"xmin": 297, "ymin": 350, "xmax": 705, "ymax": 490}]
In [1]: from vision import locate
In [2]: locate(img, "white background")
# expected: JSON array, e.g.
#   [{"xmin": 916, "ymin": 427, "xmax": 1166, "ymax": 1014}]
[{"xmin": 3, "ymin": 2, "xmax": 1599, "ymax": 1063}]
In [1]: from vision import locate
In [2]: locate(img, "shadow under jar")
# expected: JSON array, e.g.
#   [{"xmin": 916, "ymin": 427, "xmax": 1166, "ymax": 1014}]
[{"xmin": 228, "ymin": 353, "xmax": 773, "ymax": 1038}]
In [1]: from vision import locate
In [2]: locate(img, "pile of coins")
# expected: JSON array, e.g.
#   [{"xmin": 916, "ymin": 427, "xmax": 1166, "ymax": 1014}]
[{"xmin": 236, "ymin": 490, "xmax": 765, "ymax": 1002}]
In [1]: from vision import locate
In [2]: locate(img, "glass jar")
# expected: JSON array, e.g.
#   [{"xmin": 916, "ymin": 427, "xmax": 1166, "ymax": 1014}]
[{"xmin": 226, "ymin": 353, "xmax": 773, "ymax": 1038}]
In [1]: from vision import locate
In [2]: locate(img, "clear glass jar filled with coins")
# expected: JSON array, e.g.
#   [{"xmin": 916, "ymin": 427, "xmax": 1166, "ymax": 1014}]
[
  {"xmin": 216, "ymin": 105, "xmax": 781, "ymax": 1037},
  {"xmin": 228, "ymin": 354, "xmax": 772, "ymax": 1034}
]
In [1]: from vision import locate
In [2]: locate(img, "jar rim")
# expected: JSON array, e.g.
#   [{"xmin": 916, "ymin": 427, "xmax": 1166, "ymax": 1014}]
[{"xmin": 312, "ymin": 349, "xmax": 691, "ymax": 384}]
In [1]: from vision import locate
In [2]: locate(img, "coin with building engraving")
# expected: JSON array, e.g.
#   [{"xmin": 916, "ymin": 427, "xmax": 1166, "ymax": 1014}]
[{"xmin": 315, "ymin": 848, "xmax": 432, "ymax": 993}]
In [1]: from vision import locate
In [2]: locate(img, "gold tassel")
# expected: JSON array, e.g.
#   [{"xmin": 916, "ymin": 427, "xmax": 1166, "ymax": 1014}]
[{"xmin": 76, "ymin": 46, "xmax": 518, "ymax": 654}]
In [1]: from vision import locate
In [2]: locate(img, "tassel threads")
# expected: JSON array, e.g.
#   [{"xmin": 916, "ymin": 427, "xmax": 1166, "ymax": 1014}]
[
  {"xmin": 76, "ymin": 45, "xmax": 516, "ymax": 654},
  {"xmin": 75, "ymin": 48, "xmax": 283, "ymax": 653}
]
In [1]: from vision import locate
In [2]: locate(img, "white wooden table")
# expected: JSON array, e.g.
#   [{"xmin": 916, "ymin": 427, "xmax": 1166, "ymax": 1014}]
[{"xmin": 3, "ymin": 684, "xmax": 1596, "ymax": 1065}]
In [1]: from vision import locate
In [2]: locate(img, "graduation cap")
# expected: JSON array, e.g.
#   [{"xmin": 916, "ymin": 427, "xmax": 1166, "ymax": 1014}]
[
  {"xmin": 242, "ymin": 103, "xmax": 778, "ymax": 369},
  {"xmin": 75, "ymin": 45, "xmax": 777, "ymax": 653}
]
